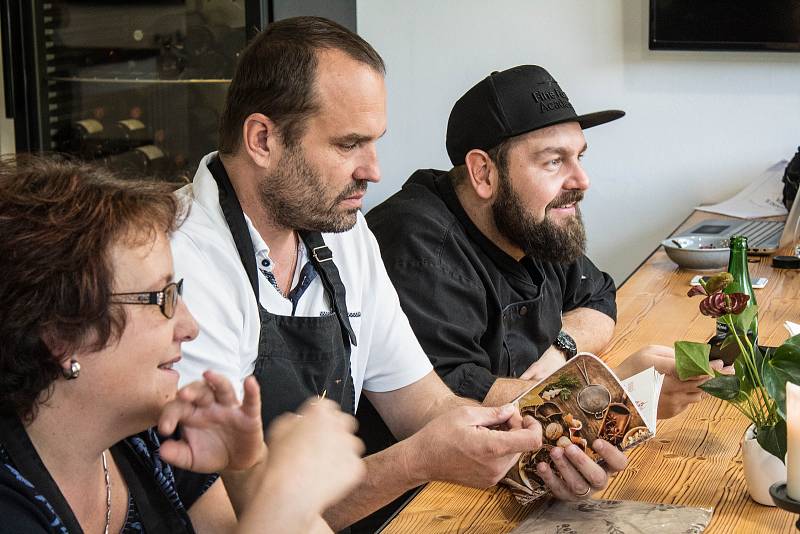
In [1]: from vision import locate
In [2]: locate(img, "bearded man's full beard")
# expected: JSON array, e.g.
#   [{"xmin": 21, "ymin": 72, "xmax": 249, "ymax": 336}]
[
  {"xmin": 258, "ymin": 143, "xmax": 366, "ymax": 233},
  {"xmin": 492, "ymin": 172, "xmax": 586, "ymax": 264}
]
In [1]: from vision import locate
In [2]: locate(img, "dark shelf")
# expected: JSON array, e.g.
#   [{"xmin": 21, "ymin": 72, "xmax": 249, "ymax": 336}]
[{"xmin": 49, "ymin": 76, "xmax": 231, "ymax": 84}]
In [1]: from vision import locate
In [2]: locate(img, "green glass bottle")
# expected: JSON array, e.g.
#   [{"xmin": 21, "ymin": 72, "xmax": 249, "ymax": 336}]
[{"xmin": 709, "ymin": 235, "xmax": 758, "ymax": 364}]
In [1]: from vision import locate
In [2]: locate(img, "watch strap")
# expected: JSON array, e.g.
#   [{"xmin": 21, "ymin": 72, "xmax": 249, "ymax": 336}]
[{"xmin": 554, "ymin": 330, "xmax": 578, "ymax": 360}]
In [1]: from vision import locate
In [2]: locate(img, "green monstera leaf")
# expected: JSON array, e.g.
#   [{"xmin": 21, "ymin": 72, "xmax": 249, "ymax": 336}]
[
  {"xmin": 675, "ymin": 341, "xmax": 713, "ymax": 380},
  {"xmin": 756, "ymin": 420, "xmax": 788, "ymax": 463},
  {"xmin": 763, "ymin": 334, "xmax": 800, "ymax": 420},
  {"xmin": 775, "ymin": 333, "xmax": 800, "ymax": 359},
  {"xmin": 699, "ymin": 374, "xmax": 743, "ymax": 401}
]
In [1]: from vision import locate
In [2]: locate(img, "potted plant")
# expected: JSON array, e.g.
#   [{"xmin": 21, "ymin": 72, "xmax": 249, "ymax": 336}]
[{"xmin": 675, "ymin": 272, "xmax": 800, "ymax": 505}]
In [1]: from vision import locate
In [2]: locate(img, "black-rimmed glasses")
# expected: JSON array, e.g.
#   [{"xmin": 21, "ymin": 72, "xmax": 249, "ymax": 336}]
[{"xmin": 111, "ymin": 279, "xmax": 184, "ymax": 319}]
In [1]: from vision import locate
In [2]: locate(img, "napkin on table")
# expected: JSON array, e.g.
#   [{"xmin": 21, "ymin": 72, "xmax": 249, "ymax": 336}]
[{"xmin": 787, "ymin": 321, "xmax": 800, "ymax": 337}]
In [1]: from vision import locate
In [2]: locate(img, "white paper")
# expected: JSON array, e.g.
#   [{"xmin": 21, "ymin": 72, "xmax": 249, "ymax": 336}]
[
  {"xmin": 621, "ymin": 366, "xmax": 664, "ymax": 432},
  {"xmin": 696, "ymin": 161, "xmax": 789, "ymax": 219},
  {"xmin": 787, "ymin": 321, "xmax": 800, "ymax": 337}
]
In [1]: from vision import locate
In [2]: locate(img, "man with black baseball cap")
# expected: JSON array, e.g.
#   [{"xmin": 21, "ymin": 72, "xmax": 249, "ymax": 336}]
[
  {"xmin": 445, "ymin": 65, "xmax": 624, "ymax": 166},
  {"xmin": 366, "ymin": 65, "xmax": 721, "ymax": 427}
]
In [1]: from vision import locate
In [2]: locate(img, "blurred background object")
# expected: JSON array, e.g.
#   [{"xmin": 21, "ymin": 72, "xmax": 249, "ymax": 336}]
[{"xmin": 1, "ymin": 0, "xmax": 356, "ymax": 183}]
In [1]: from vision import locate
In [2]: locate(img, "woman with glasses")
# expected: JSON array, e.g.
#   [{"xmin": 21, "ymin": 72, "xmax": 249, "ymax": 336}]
[{"xmin": 0, "ymin": 156, "xmax": 365, "ymax": 533}]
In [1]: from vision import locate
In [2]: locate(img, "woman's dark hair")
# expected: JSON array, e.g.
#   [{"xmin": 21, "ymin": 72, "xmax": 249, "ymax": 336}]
[
  {"xmin": 0, "ymin": 155, "xmax": 182, "ymax": 421},
  {"xmin": 218, "ymin": 16, "xmax": 385, "ymax": 154}
]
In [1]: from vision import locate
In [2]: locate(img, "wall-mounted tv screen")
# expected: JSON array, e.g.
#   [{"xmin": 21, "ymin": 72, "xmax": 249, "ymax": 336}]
[{"xmin": 650, "ymin": 0, "xmax": 800, "ymax": 51}]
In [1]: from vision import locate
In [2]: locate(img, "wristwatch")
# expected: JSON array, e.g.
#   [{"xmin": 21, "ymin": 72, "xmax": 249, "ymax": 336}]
[{"xmin": 553, "ymin": 330, "xmax": 578, "ymax": 360}]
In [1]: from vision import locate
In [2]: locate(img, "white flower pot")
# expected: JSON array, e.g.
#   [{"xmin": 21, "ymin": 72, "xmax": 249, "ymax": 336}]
[{"xmin": 742, "ymin": 424, "xmax": 787, "ymax": 506}]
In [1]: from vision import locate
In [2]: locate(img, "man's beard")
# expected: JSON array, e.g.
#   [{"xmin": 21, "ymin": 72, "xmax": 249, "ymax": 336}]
[
  {"xmin": 492, "ymin": 170, "xmax": 586, "ymax": 264},
  {"xmin": 258, "ymin": 144, "xmax": 367, "ymax": 233}
]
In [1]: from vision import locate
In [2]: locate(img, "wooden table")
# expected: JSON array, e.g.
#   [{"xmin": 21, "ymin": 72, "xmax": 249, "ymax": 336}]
[{"xmin": 383, "ymin": 211, "xmax": 800, "ymax": 534}]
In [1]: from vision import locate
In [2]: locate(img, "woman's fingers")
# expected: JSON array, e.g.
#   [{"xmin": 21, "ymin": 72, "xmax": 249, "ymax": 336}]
[
  {"xmin": 241, "ymin": 375, "xmax": 263, "ymax": 419},
  {"xmin": 177, "ymin": 380, "xmax": 216, "ymax": 407},
  {"xmin": 202, "ymin": 370, "xmax": 240, "ymax": 406},
  {"xmin": 158, "ymin": 398, "xmax": 197, "ymax": 435}
]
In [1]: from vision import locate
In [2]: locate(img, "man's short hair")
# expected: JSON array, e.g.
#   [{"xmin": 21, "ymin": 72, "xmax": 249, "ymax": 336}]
[{"xmin": 218, "ymin": 16, "xmax": 386, "ymax": 154}]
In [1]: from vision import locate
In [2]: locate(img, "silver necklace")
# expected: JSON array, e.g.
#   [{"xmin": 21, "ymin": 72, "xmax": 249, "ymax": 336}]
[
  {"xmin": 277, "ymin": 233, "xmax": 301, "ymax": 297},
  {"xmin": 101, "ymin": 450, "xmax": 111, "ymax": 534}
]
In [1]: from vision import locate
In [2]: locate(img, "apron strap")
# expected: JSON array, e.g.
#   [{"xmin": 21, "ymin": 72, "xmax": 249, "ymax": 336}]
[
  {"xmin": 207, "ymin": 155, "xmax": 261, "ymax": 301},
  {"xmin": 299, "ymin": 230, "xmax": 358, "ymax": 347},
  {"xmin": 206, "ymin": 154, "xmax": 357, "ymax": 348}
]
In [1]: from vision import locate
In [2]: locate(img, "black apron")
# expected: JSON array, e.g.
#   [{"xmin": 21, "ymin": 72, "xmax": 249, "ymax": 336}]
[
  {"xmin": 207, "ymin": 156, "xmax": 357, "ymax": 423},
  {"xmin": 0, "ymin": 414, "xmax": 193, "ymax": 534}
]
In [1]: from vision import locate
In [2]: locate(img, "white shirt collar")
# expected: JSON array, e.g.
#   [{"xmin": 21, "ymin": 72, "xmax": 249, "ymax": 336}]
[{"xmin": 189, "ymin": 152, "xmax": 307, "ymax": 282}]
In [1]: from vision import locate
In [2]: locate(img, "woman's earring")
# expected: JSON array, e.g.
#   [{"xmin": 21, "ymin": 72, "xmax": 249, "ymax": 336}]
[{"xmin": 62, "ymin": 359, "xmax": 81, "ymax": 380}]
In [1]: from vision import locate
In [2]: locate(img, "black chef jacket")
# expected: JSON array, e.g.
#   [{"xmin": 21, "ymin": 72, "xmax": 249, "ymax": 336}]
[{"xmin": 366, "ymin": 169, "xmax": 617, "ymax": 402}]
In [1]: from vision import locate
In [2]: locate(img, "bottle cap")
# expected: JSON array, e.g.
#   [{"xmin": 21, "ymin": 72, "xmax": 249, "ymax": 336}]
[{"xmin": 771, "ymin": 255, "xmax": 800, "ymax": 269}]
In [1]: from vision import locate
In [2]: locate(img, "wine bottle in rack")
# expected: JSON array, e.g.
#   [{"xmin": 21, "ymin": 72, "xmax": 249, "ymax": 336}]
[
  {"xmin": 104, "ymin": 144, "xmax": 169, "ymax": 178},
  {"xmin": 109, "ymin": 105, "xmax": 151, "ymax": 153},
  {"xmin": 71, "ymin": 106, "xmax": 108, "ymax": 159},
  {"xmin": 134, "ymin": 144, "xmax": 170, "ymax": 176}
]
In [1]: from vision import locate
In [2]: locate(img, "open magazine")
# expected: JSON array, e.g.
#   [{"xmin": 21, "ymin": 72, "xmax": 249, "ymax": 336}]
[{"xmin": 503, "ymin": 352, "xmax": 664, "ymax": 505}]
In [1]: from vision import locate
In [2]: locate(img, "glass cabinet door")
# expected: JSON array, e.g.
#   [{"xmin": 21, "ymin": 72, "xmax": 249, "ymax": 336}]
[{"xmin": 44, "ymin": 0, "xmax": 248, "ymax": 183}]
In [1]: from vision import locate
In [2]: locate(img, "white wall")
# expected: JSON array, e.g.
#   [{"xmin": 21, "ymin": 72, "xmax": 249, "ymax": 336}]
[{"xmin": 357, "ymin": 0, "xmax": 800, "ymax": 283}]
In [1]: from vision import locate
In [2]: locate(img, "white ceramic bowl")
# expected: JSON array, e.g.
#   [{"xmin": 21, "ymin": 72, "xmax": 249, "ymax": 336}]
[{"xmin": 661, "ymin": 235, "xmax": 730, "ymax": 270}]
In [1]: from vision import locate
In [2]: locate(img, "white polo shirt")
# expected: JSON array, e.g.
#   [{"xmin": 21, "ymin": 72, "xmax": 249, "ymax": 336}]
[{"xmin": 171, "ymin": 152, "xmax": 433, "ymax": 404}]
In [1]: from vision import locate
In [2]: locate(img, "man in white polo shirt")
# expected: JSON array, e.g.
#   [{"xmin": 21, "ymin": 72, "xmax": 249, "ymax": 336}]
[{"xmin": 172, "ymin": 16, "xmax": 628, "ymax": 530}]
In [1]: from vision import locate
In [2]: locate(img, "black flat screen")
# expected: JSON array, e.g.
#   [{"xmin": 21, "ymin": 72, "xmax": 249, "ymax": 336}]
[{"xmin": 650, "ymin": 0, "xmax": 800, "ymax": 51}]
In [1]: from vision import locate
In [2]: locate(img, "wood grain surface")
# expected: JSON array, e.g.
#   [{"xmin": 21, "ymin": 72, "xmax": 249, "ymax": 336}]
[{"xmin": 383, "ymin": 212, "xmax": 800, "ymax": 534}]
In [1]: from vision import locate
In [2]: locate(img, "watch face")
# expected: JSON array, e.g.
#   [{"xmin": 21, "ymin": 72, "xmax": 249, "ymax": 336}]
[{"xmin": 557, "ymin": 331, "xmax": 577, "ymax": 356}]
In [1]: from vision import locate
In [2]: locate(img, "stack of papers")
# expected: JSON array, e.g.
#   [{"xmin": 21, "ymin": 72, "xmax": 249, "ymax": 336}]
[
  {"xmin": 696, "ymin": 161, "xmax": 789, "ymax": 219},
  {"xmin": 621, "ymin": 367, "xmax": 665, "ymax": 431}
]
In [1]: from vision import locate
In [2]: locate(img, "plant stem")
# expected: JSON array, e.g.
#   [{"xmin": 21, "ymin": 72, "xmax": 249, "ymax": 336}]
[
  {"xmin": 744, "ymin": 394, "xmax": 764, "ymax": 427},
  {"xmin": 722, "ymin": 315, "xmax": 773, "ymax": 425},
  {"xmin": 740, "ymin": 334, "xmax": 779, "ymax": 422},
  {"xmin": 731, "ymin": 399, "xmax": 759, "ymax": 423}
]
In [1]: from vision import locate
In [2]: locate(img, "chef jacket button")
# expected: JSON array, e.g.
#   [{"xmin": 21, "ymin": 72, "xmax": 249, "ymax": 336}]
[
  {"xmin": 261, "ymin": 259, "xmax": 271, "ymax": 267},
  {"xmin": 519, "ymin": 306, "xmax": 528, "ymax": 316}
]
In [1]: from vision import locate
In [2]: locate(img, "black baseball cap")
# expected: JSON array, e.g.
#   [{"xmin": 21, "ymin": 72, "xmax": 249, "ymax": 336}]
[{"xmin": 446, "ymin": 65, "xmax": 625, "ymax": 166}]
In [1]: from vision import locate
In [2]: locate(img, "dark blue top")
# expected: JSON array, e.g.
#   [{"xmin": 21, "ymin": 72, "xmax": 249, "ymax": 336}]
[{"xmin": 0, "ymin": 414, "xmax": 217, "ymax": 534}]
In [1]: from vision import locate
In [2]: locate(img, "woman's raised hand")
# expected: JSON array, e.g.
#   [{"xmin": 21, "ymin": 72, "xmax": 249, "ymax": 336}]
[{"xmin": 158, "ymin": 372, "xmax": 265, "ymax": 473}]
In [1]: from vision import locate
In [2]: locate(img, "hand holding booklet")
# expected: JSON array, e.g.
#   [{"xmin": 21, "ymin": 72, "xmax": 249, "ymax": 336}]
[{"xmin": 503, "ymin": 353, "xmax": 664, "ymax": 504}]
